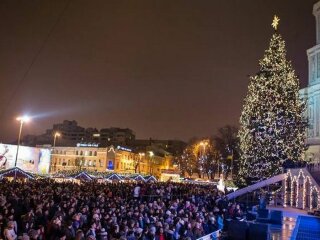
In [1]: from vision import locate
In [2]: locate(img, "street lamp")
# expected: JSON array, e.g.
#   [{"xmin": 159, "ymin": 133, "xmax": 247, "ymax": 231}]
[
  {"xmin": 53, "ymin": 132, "xmax": 61, "ymax": 148},
  {"xmin": 199, "ymin": 141, "xmax": 208, "ymax": 178},
  {"xmin": 199, "ymin": 141, "xmax": 208, "ymax": 153},
  {"xmin": 14, "ymin": 116, "xmax": 30, "ymax": 177},
  {"xmin": 149, "ymin": 151, "xmax": 154, "ymax": 175},
  {"xmin": 50, "ymin": 132, "xmax": 61, "ymax": 173}
]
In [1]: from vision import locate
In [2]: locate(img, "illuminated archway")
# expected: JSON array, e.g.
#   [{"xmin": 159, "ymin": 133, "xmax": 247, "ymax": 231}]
[
  {"xmin": 291, "ymin": 177, "xmax": 297, "ymax": 207},
  {"xmin": 304, "ymin": 177, "xmax": 311, "ymax": 209},
  {"xmin": 311, "ymin": 187, "xmax": 319, "ymax": 210},
  {"xmin": 297, "ymin": 171, "xmax": 305, "ymax": 209}
]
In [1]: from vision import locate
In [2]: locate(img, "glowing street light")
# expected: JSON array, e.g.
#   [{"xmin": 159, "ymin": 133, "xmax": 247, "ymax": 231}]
[
  {"xmin": 199, "ymin": 141, "xmax": 208, "ymax": 153},
  {"xmin": 16, "ymin": 116, "xmax": 30, "ymax": 123},
  {"xmin": 14, "ymin": 116, "xmax": 31, "ymax": 178},
  {"xmin": 53, "ymin": 132, "xmax": 61, "ymax": 148},
  {"xmin": 199, "ymin": 140, "xmax": 209, "ymax": 178},
  {"xmin": 139, "ymin": 153, "xmax": 145, "ymax": 157},
  {"xmin": 149, "ymin": 151, "xmax": 154, "ymax": 175}
]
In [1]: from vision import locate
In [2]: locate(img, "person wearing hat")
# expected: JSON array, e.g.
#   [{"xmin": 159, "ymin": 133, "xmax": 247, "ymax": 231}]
[
  {"xmin": 75, "ymin": 229, "xmax": 84, "ymax": 240},
  {"xmin": 97, "ymin": 228, "xmax": 107, "ymax": 240}
]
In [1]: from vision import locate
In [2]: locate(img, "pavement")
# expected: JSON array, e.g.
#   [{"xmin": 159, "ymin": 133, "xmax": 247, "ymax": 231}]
[{"xmin": 267, "ymin": 206, "xmax": 312, "ymax": 218}]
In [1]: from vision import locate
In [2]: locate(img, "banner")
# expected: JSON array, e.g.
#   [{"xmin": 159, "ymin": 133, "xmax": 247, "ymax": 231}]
[{"xmin": 0, "ymin": 144, "xmax": 51, "ymax": 174}]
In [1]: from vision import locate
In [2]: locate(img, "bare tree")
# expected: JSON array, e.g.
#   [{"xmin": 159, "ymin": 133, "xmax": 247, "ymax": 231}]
[{"xmin": 212, "ymin": 125, "xmax": 239, "ymax": 179}]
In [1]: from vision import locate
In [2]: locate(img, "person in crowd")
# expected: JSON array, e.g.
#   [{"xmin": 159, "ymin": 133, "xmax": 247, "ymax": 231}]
[
  {"xmin": 86, "ymin": 222, "xmax": 97, "ymax": 238},
  {"xmin": 97, "ymin": 228, "xmax": 107, "ymax": 240},
  {"xmin": 64, "ymin": 220, "xmax": 76, "ymax": 240},
  {"xmin": 134, "ymin": 185, "xmax": 141, "ymax": 199},
  {"xmin": 4, "ymin": 221, "xmax": 17, "ymax": 240},
  {"xmin": 75, "ymin": 229, "xmax": 85, "ymax": 240},
  {"xmin": 0, "ymin": 178, "xmax": 242, "ymax": 240}
]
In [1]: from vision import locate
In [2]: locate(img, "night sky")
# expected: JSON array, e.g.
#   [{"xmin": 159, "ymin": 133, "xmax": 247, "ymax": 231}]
[{"xmin": 0, "ymin": 0, "xmax": 316, "ymax": 142}]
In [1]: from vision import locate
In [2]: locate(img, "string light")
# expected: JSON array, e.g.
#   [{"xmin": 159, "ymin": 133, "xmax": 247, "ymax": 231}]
[
  {"xmin": 284, "ymin": 170, "xmax": 292, "ymax": 207},
  {"xmin": 284, "ymin": 170, "xmax": 319, "ymax": 211},
  {"xmin": 303, "ymin": 175, "xmax": 310, "ymax": 210},
  {"xmin": 297, "ymin": 170, "xmax": 305, "ymax": 208},
  {"xmin": 238, "ymin": 31, "xmax": 307, "ymax": 185},
  {"xmin": 290, "ymin": 176, "xmax": 297, "ymax": 208}
]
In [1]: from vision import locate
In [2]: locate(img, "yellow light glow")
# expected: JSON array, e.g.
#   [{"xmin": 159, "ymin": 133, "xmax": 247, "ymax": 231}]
[
  {"xmin": 271, "ymin": 15, "xmax": 280, "ymax": 30},
  {"xmin": 199, "ymin": 141, "xmax": 208, "ymax": 147}
]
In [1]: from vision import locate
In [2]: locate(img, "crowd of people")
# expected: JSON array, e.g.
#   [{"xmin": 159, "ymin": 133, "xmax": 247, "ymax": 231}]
[{"xmin": 0, "ymin": 179, "xmax": 244, "ymax": 240}]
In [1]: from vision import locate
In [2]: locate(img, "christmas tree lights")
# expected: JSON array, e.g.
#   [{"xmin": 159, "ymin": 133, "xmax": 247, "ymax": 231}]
[{"xmin": 237, "ymin": 18, "xmax": 307, "ymax": 186}]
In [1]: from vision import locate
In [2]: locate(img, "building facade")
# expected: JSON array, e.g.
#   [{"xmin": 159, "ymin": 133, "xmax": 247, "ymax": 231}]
[
  {"xmin": 300, "ymin": 1, "xmax": 320, "ymax": 162},
  {"xmin": 51, "ymin": 146, "xmax": 107, "ymax": 173},
  {"xmin": 22, "ymin": 120, "xmax": 135, "ymax": 147},
  {"xmin": 50, "ymin": 145, "xmax": 174, "ymax": 178},
  {"xmin": 100, "ymin": 128, "xmax": 135, "ymax": 144}
]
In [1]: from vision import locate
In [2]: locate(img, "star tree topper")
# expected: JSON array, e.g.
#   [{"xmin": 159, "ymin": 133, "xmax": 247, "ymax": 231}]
[{"xmin": 272, "ymin": 15, "xmax": 280, "ymax": 30}]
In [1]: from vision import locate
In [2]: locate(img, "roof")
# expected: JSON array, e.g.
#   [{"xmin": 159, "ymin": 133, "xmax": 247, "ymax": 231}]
[
  {"xmin": 144, "ymin": 175, "xmax": 157, "ymax": 182},
  {"xmin": 0, "ymin": 167, "xmax": 34, "ymax": 179},
  {"xmin": 70, "ymin": 171, "xmax": 93, "ymax": 181},
  {"xmin": 129, "ymin": 174, "xmax": 145, "ymax": 181},
  {"xmin": 105, "ymin": 173, "xmax": 122, "ymax": 180}
]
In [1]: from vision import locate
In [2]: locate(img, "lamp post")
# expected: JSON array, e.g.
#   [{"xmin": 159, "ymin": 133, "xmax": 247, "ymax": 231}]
[
  {"xmin": 200, "ymin": 141, "xmax": 208, "ymax": 153},
  {"xmin": 50, "ymin": 132, "xmax": 60, "ymax": 173},
  {"xmin": 199, "ymin": 141, "xmax": 208, "ymax": 178},
  {"xmin": 14, "ymin": 116, "xmax": 30, "ymax": 179},
  {"xmin": 53, "ymin": 132, "xmax": 61, "ymax": 148},
  {"xmin": 149, "ymin": 151, "xmax": 154, "ymax": 175}
]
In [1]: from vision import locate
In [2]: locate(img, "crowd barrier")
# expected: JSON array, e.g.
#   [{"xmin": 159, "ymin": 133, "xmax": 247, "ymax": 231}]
[{"xmin": 196, "ymin": 230, "xmax": 220, "ymax": 240}]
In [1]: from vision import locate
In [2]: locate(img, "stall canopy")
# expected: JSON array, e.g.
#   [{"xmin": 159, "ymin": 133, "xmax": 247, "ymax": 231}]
[
  {"xmin": 129, "ymin": 174, "xmax": 145, "ymax": 182},
  {"xmin": 70, "ymin": 171, "xmax": 93, "ymax": 181},
  {"xmin": 0, "ymin": 167, "xmax": 34, "ymax": 179},
  {"xmin": 105, "ymin": 173, "xmax": 122, "ymax": 181},
  {"xmin": 144, "ymin": 175, "xmax": 157, "ymax": 182}
]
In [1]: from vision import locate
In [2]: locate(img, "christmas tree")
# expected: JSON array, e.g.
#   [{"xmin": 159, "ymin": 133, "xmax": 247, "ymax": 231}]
[{"xmin": 237, "ymin": 16, "xmax": 307, "ymax": 186}]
